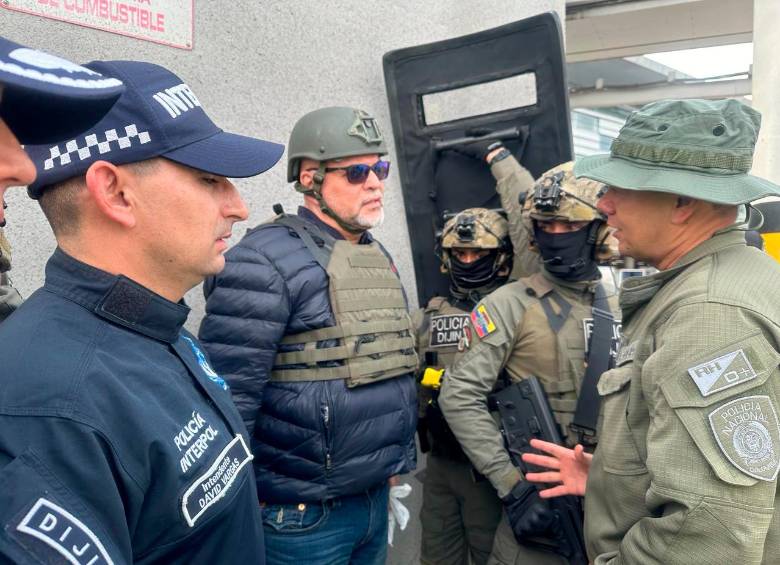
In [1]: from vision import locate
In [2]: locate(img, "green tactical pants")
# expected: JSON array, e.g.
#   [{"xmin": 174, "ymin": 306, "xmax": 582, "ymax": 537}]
[
  {"xmin": 488, "ymin": 513, "xmax": 569, "ymax": 565},
  {"xmin": 420, "ymin": 454, "xmax": 502, "ymax": 565}
]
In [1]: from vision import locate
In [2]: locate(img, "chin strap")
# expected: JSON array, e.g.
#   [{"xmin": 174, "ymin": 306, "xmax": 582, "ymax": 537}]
[{"xmin": 295, "ymin": 162, "xmax": 367, "ymax": 235}]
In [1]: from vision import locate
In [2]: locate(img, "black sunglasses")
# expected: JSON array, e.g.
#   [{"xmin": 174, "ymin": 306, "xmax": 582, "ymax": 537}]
[{"xmin": 324, "ymin": 160, "xmax": 391, "ymax": 184}]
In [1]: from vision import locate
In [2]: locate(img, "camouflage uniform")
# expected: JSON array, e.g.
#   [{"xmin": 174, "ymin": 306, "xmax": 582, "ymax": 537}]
[
  {"xmin": 416, "ymin": 208, "xmax": 511, "ymax": 565},
  {"xmin": 0, "ymin": 229, "xmax": 21, "ymax": 323},
  {"xmin": 439, "ymin": 163, "xmax": 619, "ymax": 565}
]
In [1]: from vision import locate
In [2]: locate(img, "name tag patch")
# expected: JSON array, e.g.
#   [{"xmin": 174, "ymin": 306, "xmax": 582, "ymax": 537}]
[
  {"xmin": 16, "ymin": 498, "xmax": 113, "ymax": 565},
  {"xmin": 470, "ymin": 304, "xmax": 496, "ymax": 338},
  {"xmin": 709, "ymin": 395, "xmax": 780, "ymax": 481},
  {"xmin": 615, "ymin": 340, "xmax": 637, "ymax": 366},
  {"xmin": 429, "ymin": 314, "xmax": 469, "ymax": 348},
  {"xmin": 688, "ymin": 349, "xmax": 758, "ymax": 397},
  {"xmin": 181, "ymin": 435, "xmax": 253, "ymax": 527}
]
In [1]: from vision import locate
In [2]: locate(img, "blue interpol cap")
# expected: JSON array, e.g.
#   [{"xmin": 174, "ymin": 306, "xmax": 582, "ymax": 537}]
[
  {"xmin": 0, "ymin": 36, "xmax": 125, "ymax": 145},
  {"xmin": 26, "ymin": 60, "xmax": 284, "ymax": 198}
]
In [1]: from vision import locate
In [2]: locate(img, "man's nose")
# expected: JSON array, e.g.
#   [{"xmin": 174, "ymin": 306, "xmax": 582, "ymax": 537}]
[
  {"xmin": 224, "ymin": 181, "xmax": 249, "ymax": 222},
  {"xmin": 364, "ymin": 168, "xmax": 384, "ymax": 191}
]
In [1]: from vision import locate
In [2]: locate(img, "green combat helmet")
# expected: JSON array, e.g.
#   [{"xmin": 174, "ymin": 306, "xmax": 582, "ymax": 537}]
[
  {"xmin": 522, "ymin": 161, "xmax": 618, "ymax": 264},
  {"xmin": 438, "ymin": 208, "xmax": 513, "ymax": 296},
  {"xmin": 287, "ymin": 106, "xmax": 387, "ymax": 233}
]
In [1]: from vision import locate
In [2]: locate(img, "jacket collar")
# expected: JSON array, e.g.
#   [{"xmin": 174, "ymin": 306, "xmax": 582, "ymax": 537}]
[
  {"xmin": 44, "ymin": 248, "xmax": 190, "ymax": 343},
  {"xmin": 619, "ymin": 227, "xmax": 746, "ymax": 320},
  {"xmin": 297, "ymin": 206, "xmax": 374, "ymax": 244}
]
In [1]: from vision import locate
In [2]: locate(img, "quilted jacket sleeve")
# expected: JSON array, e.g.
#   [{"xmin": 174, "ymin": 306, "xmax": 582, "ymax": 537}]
[{"xmin": 199, "ymin": 233, "xmax": 291, "ymax": 436}]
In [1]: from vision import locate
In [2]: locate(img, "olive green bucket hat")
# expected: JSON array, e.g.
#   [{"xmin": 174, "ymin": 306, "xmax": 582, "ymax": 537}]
[{"xmin": 574, "ymin": 98, "xmax": 780, "ymax": 204}]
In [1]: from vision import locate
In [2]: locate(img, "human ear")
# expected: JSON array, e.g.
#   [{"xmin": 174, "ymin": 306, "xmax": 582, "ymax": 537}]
[
  {"xmin": 671, "ymin": 196, "xmax": 696, "ymax": 225},
  {"xmin": 84, "ymin": 161, "xmax": 137, "ymax": 228}
]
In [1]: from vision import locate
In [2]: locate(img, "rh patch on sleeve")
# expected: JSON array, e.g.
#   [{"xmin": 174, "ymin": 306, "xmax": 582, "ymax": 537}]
[
  {"xmin": 709, "ymin": 395, "xmax": 780, "ymax": 481},
  {"xmin": 15, "ymin": 498, "xmax": 114, "ymax": 565},
  {"xmin": 688, "ymin": 349, "xmax": 758, "ymax": 397},
  {"xmin": 470, "ymin": 304, "xmax": 496, "ymax": 338}
]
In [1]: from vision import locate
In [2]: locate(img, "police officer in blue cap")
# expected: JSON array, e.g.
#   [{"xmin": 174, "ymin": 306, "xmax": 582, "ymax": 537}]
[
  {"xmin": 0, "ymin": 58, "xmax": 283, "ymax": 564},
  {"xmin": 0, "ymin": 35, "xmax": 124, "ymax": 321}
]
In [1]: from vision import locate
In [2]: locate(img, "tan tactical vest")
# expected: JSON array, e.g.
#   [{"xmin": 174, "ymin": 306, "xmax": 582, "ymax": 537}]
[
  {"xmin": 270, "ymin": 216, "xmax": 418, "ymax": 387},
  {"xmin": 505, "ymin": 273, "xmax": 618, "ymax": 446}
]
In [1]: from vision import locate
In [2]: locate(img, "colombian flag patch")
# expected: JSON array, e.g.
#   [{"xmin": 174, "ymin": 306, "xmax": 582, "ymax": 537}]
[{"xmin": 470, "ymin": 304, "xmax": 496, "ymax": 338}]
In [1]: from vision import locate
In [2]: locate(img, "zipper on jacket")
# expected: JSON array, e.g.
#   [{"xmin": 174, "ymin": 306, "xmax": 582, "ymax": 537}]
[{"xmin": 321, "ymin": 404, "xmax": 332, "ymax": 472}]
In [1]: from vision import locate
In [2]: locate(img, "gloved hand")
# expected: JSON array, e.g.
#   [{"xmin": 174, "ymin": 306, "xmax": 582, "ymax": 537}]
[
  {"xmin": 387, "ymin": 483, "xmax": 412, "ymax": 545},
  {"xmin": 451, "ymin": 138, "xmax": 504, "ymax": 162},
  {"xmin": 502, "ymin": 480, "xmax": 556, "ymax": 543}
]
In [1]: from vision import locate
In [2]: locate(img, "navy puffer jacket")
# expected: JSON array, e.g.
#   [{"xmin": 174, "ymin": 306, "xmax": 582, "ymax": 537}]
[{"xmin": 199, "ymin": 207, "xmax": 417, "ymax": 504}]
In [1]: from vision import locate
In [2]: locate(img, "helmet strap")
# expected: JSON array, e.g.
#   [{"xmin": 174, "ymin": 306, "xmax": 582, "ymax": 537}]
[{"xmin": 298, "ymin": 162, "xmax": 367, "ymax": 235}]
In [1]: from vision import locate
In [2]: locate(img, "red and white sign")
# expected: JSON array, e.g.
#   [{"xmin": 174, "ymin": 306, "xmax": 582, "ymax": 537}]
[{"xmin": 2, "ymin": 0, "xmax": 194, "ymax": 50}]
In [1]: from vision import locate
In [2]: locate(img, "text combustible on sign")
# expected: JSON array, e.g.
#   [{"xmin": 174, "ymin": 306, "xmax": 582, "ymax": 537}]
[
  {"xmin": 37, "ymin": 0, "xmax": 165, "ymax": 31},
  {"xmin": 2, "ymin": 0, "xmax": 193, "ymax": 50}
]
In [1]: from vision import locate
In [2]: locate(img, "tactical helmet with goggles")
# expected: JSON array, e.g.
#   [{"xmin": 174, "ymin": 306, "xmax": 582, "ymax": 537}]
[
  {"xmin": 438, "ymin": 208, "xmax": 512, "ymax": 295},
  {"xmin": 522, "ymin": 162, "xmax": 619, "ymax": 276}
]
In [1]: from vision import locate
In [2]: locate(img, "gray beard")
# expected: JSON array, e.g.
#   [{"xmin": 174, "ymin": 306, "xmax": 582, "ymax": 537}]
[{"xmin": 353, "ymin": 207, "xmax": 384, "ymax": 229}]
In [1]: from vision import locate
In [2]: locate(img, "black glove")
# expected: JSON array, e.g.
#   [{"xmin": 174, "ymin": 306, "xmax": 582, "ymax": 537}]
[
  {"xmin": 451, "ymin": 138, "xmax": 504, "ymax": 162},
  {"xmin": 502, "ymin": 480, "xmax": 556, "ymax": 543}
]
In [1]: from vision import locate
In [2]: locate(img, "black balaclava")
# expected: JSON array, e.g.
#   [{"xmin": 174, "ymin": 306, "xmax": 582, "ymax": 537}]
[
  {"xmin": 533, "ymin": 221, "xmax": 601, "ymax": 282},
  {"xmin": 448, "ymin": 250, "xmax": 511, "ymax": 304}
]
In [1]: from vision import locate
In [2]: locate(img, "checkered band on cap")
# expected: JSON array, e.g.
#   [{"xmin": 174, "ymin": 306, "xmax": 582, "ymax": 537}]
[{"xmin": 43, "ymin": 125, "xmax": 151, "ymax": 171}]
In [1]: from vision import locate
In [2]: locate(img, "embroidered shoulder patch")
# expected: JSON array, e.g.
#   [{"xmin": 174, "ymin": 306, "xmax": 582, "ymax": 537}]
[
  {"xmin": 182, "ymin": 336, "xmax": 228, "ymax": 390},
  {"xmin": 16, "ymin": 498, "xmax": 114, "ymax": 565},
  {"xmin": 709, "ymin": 395, "xmax": 780, "ymax": 481},
  {"xmin": 470, "ymin": 304, "xmax": 496, "ymax": 338},
  {"xmin": 688, "ymin": 349, "xmax": 757, "ymax": 397}
]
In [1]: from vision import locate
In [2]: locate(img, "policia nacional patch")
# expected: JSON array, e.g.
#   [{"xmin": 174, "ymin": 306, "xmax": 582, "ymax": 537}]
[{"xmin": 709, "ymin": 395, "xmax": 780, "ymax": 481}]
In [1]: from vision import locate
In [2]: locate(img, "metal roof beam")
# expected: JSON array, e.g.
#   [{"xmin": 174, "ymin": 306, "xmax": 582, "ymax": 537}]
[
  {"xmin": 570, "ymin": 77, "xmax": 751, "ymax": 108},
  {"xmin": 566, "ymin": 0, "xmax": 753, "ymax": 62}
]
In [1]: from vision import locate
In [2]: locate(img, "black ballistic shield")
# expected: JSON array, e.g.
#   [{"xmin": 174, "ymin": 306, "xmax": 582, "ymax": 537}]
[
  {"xmin": 383, "ymin": 12, "xmax": 573, "ymax": 305},
  {"xmin": 489, "ymin": 376, "xmax": 588, "ymax": 565}
]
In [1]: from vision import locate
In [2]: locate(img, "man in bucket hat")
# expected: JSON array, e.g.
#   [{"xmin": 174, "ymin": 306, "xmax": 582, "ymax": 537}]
[
  {"xmin": 0, "ymin": 35, "xmax": 125, "ymax": 321},
  {"xmin": 0, "ymin": 60, "xmax": 283, "ymax": 564},
  {"xmin": 522, "ymin": 98, "xmax": 780, "ymax": 564}
]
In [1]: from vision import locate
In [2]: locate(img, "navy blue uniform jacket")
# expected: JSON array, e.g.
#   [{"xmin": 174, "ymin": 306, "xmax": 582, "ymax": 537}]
[{"xmin": 0, "ymin": 249, "xmax": 264, "ymax": 564}]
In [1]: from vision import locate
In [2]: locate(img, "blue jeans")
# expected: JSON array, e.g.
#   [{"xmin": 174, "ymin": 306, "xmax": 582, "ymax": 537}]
[{"xmin": 262, "ymin": 482, "xmax": 389, "ymax": 565}]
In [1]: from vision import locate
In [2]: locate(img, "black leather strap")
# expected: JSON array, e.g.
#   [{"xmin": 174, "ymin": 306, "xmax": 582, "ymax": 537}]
[{"xmin": 570, "ymin": 283, "xmax": 613, "ymax": 439}]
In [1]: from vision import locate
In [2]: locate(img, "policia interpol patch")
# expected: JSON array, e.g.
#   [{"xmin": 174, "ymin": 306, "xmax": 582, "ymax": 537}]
[
  {"xmin": 429, "ymin": 314, "xmax": 469, "ymax": 348},
  {"xmin": 709, "ymin": 395, "xmax": 780, "ymax": 481}
]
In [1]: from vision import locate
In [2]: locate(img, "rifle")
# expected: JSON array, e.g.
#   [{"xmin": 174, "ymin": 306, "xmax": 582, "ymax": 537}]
[{"xmin": 488, "ymin": 375, "xmax": 588, "ymax": 565}]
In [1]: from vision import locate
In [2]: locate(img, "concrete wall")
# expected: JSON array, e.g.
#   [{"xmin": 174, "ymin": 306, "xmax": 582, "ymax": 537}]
[{"xmin": 1, "ymin": 1, "xmax": 562, "ymax": 561}]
